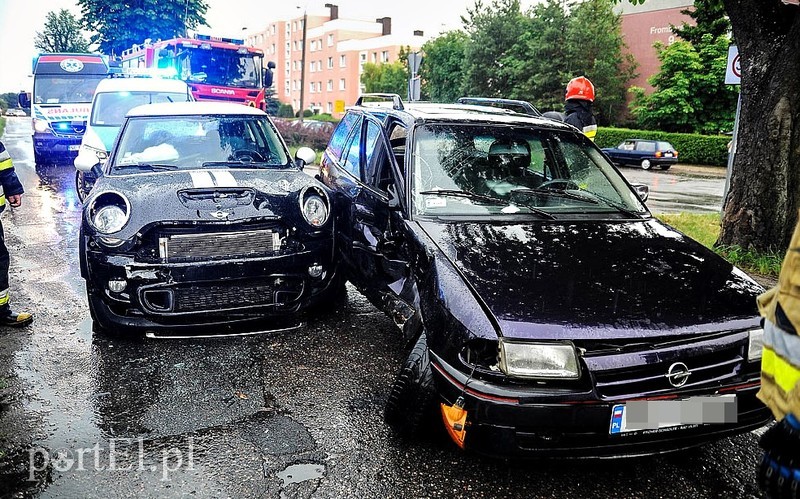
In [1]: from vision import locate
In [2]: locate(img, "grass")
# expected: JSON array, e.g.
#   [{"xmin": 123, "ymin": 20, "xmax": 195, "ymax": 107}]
[
  {"xmin": 657, "ymin": 212, "xmax": 783, "ymax": 278},
  {"xmin": 0, "ymin": 117, "xmax": 5, "ymax": 138}
]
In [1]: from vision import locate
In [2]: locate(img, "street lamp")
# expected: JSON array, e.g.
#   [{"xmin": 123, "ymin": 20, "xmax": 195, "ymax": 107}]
[{"xmin": 298, "ymin": 6, "xmax": 308, "ymax": 123}]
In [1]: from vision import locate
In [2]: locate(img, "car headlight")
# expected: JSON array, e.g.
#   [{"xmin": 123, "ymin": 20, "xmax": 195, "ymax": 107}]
[
  {"xmin": 748, "ymin": 328, "xmax": 764, "ymax": 361},
  {"xmin": 299, "ymin": 186, "xmax": 330, "ymax": 227},
  {"xmin": 33, "ymin": 119, "xmax": 50, "ymax": 133},
  {"xmin": 88, "ymin": 192, "xmax": 130, "ymax": 234},
  {"xmin": 498, "ymin": 339, "xmax": 581, "ymax": 379}
]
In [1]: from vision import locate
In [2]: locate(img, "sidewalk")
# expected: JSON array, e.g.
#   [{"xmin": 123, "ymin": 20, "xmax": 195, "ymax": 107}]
[{"xmin": 671, "ymin": 163, "xmax": 727, "ymax": 178}]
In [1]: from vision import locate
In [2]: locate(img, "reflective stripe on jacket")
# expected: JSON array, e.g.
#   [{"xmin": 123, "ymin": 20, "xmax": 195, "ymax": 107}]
[
  {"xmin": 758, "ymin": 215, "xmax": 800, "ymax": 419},
  {"xmin": 0, "ymin": 141, "xmax": 24, "ymax": 214}
]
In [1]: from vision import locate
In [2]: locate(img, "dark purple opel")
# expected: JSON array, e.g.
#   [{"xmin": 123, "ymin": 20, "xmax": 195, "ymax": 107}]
[{"xmin": 320, "ymin": 95, "xmax": 771, "ymax": 458}]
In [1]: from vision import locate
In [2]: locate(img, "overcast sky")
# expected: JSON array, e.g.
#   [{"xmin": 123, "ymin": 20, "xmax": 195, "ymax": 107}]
[{"xmin": 0, "ymin": 0, "xmax": 540, "ymax": 94}]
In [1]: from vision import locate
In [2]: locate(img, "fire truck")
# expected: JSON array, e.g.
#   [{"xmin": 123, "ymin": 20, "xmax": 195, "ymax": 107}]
[{"xmin": 120, "ymin": 34, "xmax": 274, "ymax": 110}]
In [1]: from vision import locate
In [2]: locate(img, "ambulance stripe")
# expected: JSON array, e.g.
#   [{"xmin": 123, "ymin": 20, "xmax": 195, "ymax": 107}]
[
  {"xmin": 190, "ymin": 171, "xmax": 214, "ymax": 188},
  {"xmin": 211, "ymin": 170, "xmax": 237, "ymax": 187}
]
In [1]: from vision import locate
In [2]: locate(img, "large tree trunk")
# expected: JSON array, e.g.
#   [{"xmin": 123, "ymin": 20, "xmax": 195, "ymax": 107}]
[{"xmin": 719, "ymin": 0, "xmax": 800, "ymax": 252}]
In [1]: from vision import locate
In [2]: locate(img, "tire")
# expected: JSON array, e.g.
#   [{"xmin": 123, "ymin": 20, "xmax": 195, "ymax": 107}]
[
  {"xmin": 384, "ymin": 332, "xmax": 437, "ymax": 438},
  {"xmin": 76, "ymin": 170, "xmax": 90, "ymax": 202},
  {"xmin": 641, "ymin": 159, "xmax": 652, "ymax": 170},
  {"xmin": 660, "ymin": 163, "xmax": 672, "ymax": 171}
]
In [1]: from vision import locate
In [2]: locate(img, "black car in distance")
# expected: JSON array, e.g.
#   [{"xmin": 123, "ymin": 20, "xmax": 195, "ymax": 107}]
[
  {"xmin": 319, "ymin": 94, "xmax": 769, "ymax": 458},
  {"xmin": 77, "ymin": 102, "xmax": 342, "ymax": 338}
]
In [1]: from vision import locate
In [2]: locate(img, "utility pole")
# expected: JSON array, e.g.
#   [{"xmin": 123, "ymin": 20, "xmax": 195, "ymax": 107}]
[{"xmin": 298, "ymin": 8, "xmax": 308, "ymax": 123}]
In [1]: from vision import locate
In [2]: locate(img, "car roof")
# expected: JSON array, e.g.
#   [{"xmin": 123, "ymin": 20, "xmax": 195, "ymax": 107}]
[
  {"xmin": 95, "ymin": 77, "xmax": 190, "ymax": 93},
  {"xmin": 126, "ymin": 101, "xmax": 266, "ymax": 117},
  {"xmin": 353, "ymin": 100, "xmax": 573, "ymax": 132}
]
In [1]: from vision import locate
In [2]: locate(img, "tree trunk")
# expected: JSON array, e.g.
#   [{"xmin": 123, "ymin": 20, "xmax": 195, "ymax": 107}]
[{"xmin": 719, "ymin": 0, "xmax": 800, "ymax": 252}]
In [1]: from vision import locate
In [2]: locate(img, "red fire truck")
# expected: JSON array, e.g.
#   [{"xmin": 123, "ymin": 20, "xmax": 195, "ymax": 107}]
[{"xmin": 120, "ymin": 34, "xmax": 274, "ymax": 109}]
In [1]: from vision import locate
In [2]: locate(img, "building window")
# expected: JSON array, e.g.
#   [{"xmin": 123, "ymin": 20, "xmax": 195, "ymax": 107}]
[
  {"xmin": 310, "ymin": 82, "xmax": 315, "ymax": 93},
  {"xmin": 339, "ymin": 55, "xmax": 346, "ymax": 67},
  {"xmin": 271, "ymin": 24, "xmax": 276, "ymax": 35},
  {"xmin": 284, "ymin": 80, "xmax": 290, "ymax": 96},
  {"xmin": 292, "ymin": 21, "xmax": 297, "ymax": 32},
  {"xmin": 327, "ymin": 80, "xmax": 333, "ymax": 91},
  {"xmin": 327, "ymin": 34, "xmax": 334, "ymax": 46},
  {"xmin": 360, "ymin": 52, "xmax": 366, "ymax": 62},
  {"xmin": 371, "ymin": 52, "xmax": 377, "ymax": 63},
  {"xmin": 327, "ymin": 102, "xmax": 333, "ymax": 113},
  {"xmin": 382, "ymin": 50, "xmax": 389, "ymax": 63},
  {"xmin": 327, "ymin": 57, "xmax": 333, "ymax": 69},
  {"xmin": 339, "ymin": 78, "xmax": 346, "ymax": 90}
]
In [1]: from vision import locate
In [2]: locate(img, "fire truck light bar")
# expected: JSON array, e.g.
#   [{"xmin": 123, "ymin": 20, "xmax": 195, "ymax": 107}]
[{"xmin": 194, "ymin": 34, "xmax": 245, "ymax": 45}]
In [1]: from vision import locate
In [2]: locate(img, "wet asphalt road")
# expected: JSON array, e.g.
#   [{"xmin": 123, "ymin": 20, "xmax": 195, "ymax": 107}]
[{"xmin": 0, "ymin": 116, "xmax": 765, "ymax": 498}]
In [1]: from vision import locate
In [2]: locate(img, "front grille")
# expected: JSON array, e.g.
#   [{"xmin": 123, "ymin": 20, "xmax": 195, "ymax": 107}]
[
  {"xmin": 174, "ymin": 283, "xmax": 274, "ymax": 312},
  {"xmin": 586, "ymin": 333, "xmax": 747, "ymax": 400},
  {"xmin": 201, "ymin": 95, "xmax": 247, "ymax": 103},
  {"xmin": 51, "ymin": 121, "xmax": 85, "ymax": 136},
  {"xmin": 159, "ymin": 229, "xmax": 280, "ymax": 262}
]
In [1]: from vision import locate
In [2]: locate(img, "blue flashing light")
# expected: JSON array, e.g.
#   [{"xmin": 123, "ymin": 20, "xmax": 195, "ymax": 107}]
[{"xmin": 54, "ymin": 123, "xmax": 72, "ymax": 131}]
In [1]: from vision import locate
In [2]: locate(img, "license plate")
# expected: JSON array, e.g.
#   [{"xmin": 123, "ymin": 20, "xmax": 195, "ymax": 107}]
[
  {"xmin": 609, "ymin": 395, "xmax": 737, "ymax": 435},
  {"xmin": 68, "ymin": 145, "xmax": 81, "ymax": 151},
  {"xmin": 664, "ymin": 152, "xmax": 673, "ymax": 157}
]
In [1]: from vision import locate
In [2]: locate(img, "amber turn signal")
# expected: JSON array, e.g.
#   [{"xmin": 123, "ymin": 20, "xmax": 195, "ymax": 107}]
[{"xmin": 440, "ymin": 397, "xmax": 468, "ymax": 449}]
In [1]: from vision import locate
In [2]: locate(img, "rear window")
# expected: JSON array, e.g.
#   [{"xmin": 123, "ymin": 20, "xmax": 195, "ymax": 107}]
[{"xmin": 658, "ymin": 141, "xmax": 674, "ymax": 151}]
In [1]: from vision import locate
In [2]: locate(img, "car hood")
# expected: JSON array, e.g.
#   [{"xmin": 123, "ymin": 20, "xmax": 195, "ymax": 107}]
[
  {"xmin": 418, "ymin": 218, "xmax": 763, "ymax": 340},
  {"xmin": 86, "ymin": 168, "xmax": 323, "ymax": 239}
]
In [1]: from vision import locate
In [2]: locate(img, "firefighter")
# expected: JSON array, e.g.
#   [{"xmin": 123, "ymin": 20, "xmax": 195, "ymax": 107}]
[
  {"xmin": 757, "ymin": 216, "xmax": 800, "ymax": 498},
  {"xmin": 564, "ymin": 76, "xmax": 598, "ymax": 141},
  {"xmin": 0, "ymin": 141, "xmax": 33, "ymax": 327}
]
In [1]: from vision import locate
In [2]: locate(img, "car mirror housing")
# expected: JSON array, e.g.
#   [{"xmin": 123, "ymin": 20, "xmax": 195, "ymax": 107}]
[
  {"xmin": 74, "ymin": 153, "xmax": 99, "ymax": 173},
  {"xmin": 295, "ymin": 147, "xmax": 317, "ymax": 167},
  {"xmin": 631, "ymin": 183, "xmax": 649, "ymax": 202}
]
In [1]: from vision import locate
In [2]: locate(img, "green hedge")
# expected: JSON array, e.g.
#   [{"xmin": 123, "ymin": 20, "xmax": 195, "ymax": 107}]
[{"xmin": 596, "ymin": 127, "xmax": 729, "ymax": 167}]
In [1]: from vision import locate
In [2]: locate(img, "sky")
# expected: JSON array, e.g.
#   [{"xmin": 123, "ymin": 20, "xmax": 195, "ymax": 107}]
[{"xmin": 0, "ymin": 0, "xmax": 538, "ymax": 94}]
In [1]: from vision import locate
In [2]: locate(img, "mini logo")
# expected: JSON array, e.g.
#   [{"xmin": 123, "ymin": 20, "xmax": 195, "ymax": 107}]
[
  {"xmin": 211, "ymin": 88, "xmax": 235, "ymax": 95},
  {"xmin": 665, "ymin": 362, "xmax": 691, "ymax": 388},
  {"xmin": 60, "ymin": 58, "xmax": 84, "ymax": 73},
  {"xmin": 209, "ymin": 209, "xmax": 231, "ymax": 219}
]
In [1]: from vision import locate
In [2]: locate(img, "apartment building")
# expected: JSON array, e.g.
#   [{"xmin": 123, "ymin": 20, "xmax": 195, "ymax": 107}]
[{"xmin": 246, "ymin": 4, "xmax": 425, "ymax": 116}]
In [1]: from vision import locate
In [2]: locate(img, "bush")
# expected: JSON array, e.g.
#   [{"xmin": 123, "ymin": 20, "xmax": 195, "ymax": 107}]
[
  {"xmin": 596, "ymin": 127, "xmax": 729, "ymax": 167},
  {"xmin": 277, "ymin": 103, "xmax": 295, "ymax": 118},
  {"xmin": 273, "ymin": 119, "xmax": 333, "ymax": 151}
]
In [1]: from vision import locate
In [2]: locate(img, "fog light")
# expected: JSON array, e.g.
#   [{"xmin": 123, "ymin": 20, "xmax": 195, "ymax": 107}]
[
  {"xmin": 308, "ymin": 264, "xmax": 323, "ymax": 278},
  {"xmin": 108, "ymin": 280, "xmax": 127, "ymax": 293}
]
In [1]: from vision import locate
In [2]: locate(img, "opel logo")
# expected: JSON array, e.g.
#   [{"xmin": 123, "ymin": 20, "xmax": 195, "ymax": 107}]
[{"xmin": 666, "ymin": 362, "xmax": 691, "ymax": 388}]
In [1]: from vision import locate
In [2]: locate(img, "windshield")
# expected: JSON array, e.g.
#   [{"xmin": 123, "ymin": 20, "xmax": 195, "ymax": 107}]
[
  {"xmin": 169, "ymin": 46, "xmax": 262, "ymax": 88},
  {"xmin": 34, "ymin": 75, "xmax": 105, "ymax": 104},
  {"xmin": 412, "ymin": 124, "xmax": 646, "ymax": 217},
  {"xmin": 91, "ymin": 91, "xmax": 191, "ymax": 126},
  {"xmin": 111, "ymin": 115, "xmax": 289, "ymax": 172}
]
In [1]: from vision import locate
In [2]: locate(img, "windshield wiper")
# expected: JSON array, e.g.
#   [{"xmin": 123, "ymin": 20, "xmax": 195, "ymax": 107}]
[
  {"xmin": 122, "ymin": 163, "xmax": 178, "ymax": 171},
  {"xmin": 511, "ymin": 187, "xmax": 599, "ymax": 205},
  {"xmin": 201, "ymin": 161, "xmax": 274, "ymax": 168},
  {"xmin": 419, "ymin": 189, "xmax": 555, "ymax": 219}
]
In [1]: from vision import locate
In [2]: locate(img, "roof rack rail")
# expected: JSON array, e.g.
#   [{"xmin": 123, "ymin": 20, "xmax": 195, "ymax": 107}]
[{"xmin": 355, "ymin": 93, "xmax": 404, "ymax": 110}]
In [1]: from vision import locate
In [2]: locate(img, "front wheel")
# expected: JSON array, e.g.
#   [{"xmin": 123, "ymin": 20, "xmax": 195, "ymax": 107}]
[
  {"xmin": 76, "ymin": 170, "xmax": 95, "ymax": 202},
  {"xmin": 641, "ymin": 159, "xmax": 652, "ymax": 170},
  {"xmin": 384, "ymin": 332, "xmax": 437, "ymax": 438}
]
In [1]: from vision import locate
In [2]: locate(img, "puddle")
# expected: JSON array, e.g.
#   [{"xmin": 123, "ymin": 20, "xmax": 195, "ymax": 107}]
[{"xmin": 277, "ymin": 463, "xmax": 326, "ymax": 486}]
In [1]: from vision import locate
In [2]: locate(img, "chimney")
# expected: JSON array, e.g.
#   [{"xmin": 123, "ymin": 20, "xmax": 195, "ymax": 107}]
[
  {"xmin": 324, "ymin": 3, "xmax": 338, "ymax": 20},
  {"xmin": 413, "ymin": 30, "xmax": 424, "ymax": 36},
  {"xmin": 376, "ymin": 17, "xmax": 391, "ymax": 36}
]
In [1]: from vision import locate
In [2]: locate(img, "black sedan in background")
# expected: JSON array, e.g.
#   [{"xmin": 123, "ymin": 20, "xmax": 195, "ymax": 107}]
[
  {"xmin": 319, "ymin": 95, "xmax": 769, "ymax": 458},
  {"xmin": 76, "ymin": 102, "xmax": 343, "ymax": 337},
  {"xmin": 602, "ymin": 138, "xmax": 679, "ymax": 170}
]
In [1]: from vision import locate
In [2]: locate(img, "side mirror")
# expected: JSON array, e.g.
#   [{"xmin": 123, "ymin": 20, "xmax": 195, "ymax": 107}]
[
  {"xmin": 18, "ymin": 92, "xmax": 30, "ymax": 108},
  {"xmin": 74, "ymin": 151, "xmax": 98, "ymax": 173},
  {"xmin": 263, "ymin": 61, "xmax": 275, "ymax": 88},
  {"xmin": 631, "ymin": 183, "xmax": 649, "ymax": 202},
  {"xmin": 294, "ymin": 146, "xmax": 316, "ymax": 167}
]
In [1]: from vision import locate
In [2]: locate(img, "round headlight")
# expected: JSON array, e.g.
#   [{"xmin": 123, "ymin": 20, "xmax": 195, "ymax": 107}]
[
  {"xmin": 93, "ymin": 205, "xmax": 128, "ymax": 234},
  {"xmin": 302, "ymin": 195, "xmax": 329, "ymax": 227},
  {"xmin": 33, "ymin": 119, "xmax": 50, "ymax": 133}
]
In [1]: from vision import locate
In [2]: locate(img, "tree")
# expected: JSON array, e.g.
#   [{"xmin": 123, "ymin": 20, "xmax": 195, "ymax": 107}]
[
  {"xmin": 564, "ymin": 0, "xmax": 637, "ymax": 125},
  {"xmin": 419, "ymin": 31, "xmax": 468, "ymax": 102},
  {"xmin": 0, "ymin": 94, "xmax": 18, "ymax": 111},
  {"xmin": 34, "ymin": 9, "xmax": 90, "ymax": 53},
  {"xmin": 77, "ymin": 0, "xmax": 208, "ymax": 56},
  {"xmin": 360, "ymin": 62, "xmax": 408, "ymax": 95},
  {"xmin": 715, "ymin": 1, "xmax": 800, "ymax": 251},
  {"xmin": 672, "ymin": 0, "xmax": 729, "ymax": 45},
  {"xmin": 460, "ymin": 0, "xmax": 531, "ymax": 98}
]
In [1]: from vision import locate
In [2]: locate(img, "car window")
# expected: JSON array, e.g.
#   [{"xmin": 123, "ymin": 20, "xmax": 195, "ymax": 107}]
[
  {"xmin": 91, "ymin": 91, "xmax": 191, "ymax": 127},
  {"xmin": 635, "ymin": 141, "xmax": 656, "ymax": 152},
  {"xmin": 111, "ymin": 115, "xmax": 289, "ymax": 172},
  {"xmin": 619, "ymin": 140, "xmax": 635, "ymax": 151},
  {"xmin": 411, "ymin": 124, "xmax": 645, "ymax": 217},
  {"xmin": 658, "ymin": 141, "xmax": 674, "ymax": 150},
  {"xmin": 341, "ymin": 120, "xmax": 363, "ymax": 178},
  {"xmin": 328, "ymin": 112, "xmax": 360, "ymax": 161},
  {"xmin": 363, "ymin": 120, "xmax": 396, "ymax": 193},
  {"xmin": 363, "ymin": 120, "xmax": 382, "ymax": 183}
]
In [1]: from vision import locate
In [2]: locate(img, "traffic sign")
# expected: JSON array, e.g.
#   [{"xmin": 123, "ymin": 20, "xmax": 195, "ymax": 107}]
[{"xmin": 725, "ymin": 45, "xmax": 740, "ymax": 85}]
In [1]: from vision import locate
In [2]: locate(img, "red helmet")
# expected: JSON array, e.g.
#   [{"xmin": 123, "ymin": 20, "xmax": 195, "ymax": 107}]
[{"xmin": 565, "ymin": 76, "xmax": 595, "ymax": 102}]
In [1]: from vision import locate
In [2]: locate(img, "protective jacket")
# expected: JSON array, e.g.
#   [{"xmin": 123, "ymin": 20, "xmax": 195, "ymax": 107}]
[
  {"xmin": 564, "ymin": 99, "xmax": 597, "ymax": 141},
  {"xmin": 0, "ymin": 141, "xmax": 24, "ymax": 214},
  {"xmin": 758, "ymin": 216, "xmax": 800, "ymax": 419}
]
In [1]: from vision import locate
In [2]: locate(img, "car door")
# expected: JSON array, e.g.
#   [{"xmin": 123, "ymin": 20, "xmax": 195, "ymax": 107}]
[
  {"xmin": 348, "ymin": 117, "xmax": 416, "ymax": 327},
  {"xmin": 616, "ymin": 139, "xmax": 636, "ymax": 165}
]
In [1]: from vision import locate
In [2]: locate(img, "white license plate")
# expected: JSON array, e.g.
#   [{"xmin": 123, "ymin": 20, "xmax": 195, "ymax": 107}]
[
  {"xmin": 609, "ymin": 394, "xmax": 737, "ymax": 435},
  {"xmin": 68, "ymin": 145, "xmax": 81, "ymax": 151},
  {"xmin": 664, "ymin": 152, "xmax": 673, "ymax": 157}
]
